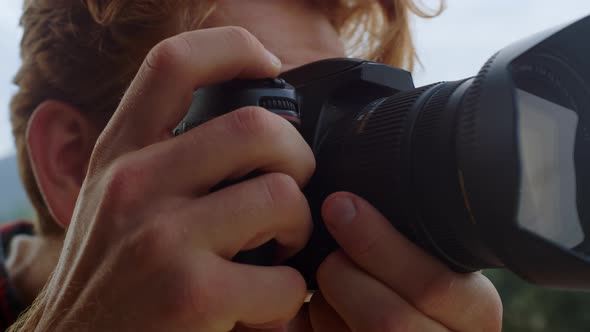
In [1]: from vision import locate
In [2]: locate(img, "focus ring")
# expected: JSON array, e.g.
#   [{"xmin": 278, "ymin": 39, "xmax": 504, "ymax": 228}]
[
  {"xmin": 352, "ymin": 85, "xmax": 437, "ymax": 178},
  {"xmin": 339, "ymin": 84, "xmax": 438, "ymax": 242},
  {"xmin": 413, "ymin": 80, "xmax": 488, "ymax": 271},
  {"xmin": 459, "ymin": 52, "xmax": 499, "ymax": 150}
]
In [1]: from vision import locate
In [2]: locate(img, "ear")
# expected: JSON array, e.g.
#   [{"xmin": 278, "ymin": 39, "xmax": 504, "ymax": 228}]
[{"xmin": 27, "ymin": 100, "xmax": 100, "ymax": 229}]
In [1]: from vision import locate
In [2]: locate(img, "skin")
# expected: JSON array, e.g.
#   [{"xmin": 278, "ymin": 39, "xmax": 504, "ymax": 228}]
[{"xmin": 8, "ymin": 1, "xmax": 503, "ymax": 331}]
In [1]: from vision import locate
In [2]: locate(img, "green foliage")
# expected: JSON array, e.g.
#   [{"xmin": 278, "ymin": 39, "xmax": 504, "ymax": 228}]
[{"xmin": 484, "ymin": 269, "xmax": 590, "ymax": 332}]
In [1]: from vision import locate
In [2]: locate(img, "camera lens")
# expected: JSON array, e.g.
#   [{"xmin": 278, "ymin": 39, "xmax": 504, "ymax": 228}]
[
  {"xmin": 315, "ymin": 76, "xmax": 503, "ymax": 273},
  {"xmin": 313, "ymin": 51, "xmax": 590, "ymax": 277}
]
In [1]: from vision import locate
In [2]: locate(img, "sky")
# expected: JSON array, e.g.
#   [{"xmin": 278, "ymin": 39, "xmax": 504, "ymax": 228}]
[{"xmin": 1, "ymin": 1, "xmax": 590, "ymax": 158}]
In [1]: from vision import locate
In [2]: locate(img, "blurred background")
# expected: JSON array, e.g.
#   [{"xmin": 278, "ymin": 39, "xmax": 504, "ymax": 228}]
[{"xmin": 1, "ymin": 1, "xmax": 590, "ymax": 330}]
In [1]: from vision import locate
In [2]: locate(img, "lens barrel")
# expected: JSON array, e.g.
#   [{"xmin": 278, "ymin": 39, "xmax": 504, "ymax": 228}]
[{"xmin": 314, "ymin": 77, "xmax": 506, "ymax": 273}]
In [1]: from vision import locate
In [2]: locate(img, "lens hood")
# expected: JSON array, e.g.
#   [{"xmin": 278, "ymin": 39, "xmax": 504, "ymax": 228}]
[{"xmin": 457, "ymin": 15, "xmax": 590, "ymax": 289}]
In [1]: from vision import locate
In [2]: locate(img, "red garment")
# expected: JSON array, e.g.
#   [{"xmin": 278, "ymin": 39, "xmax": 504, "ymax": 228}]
[{"xmin": 0, "ymin": 221, "xmax": 33, "ymax": 331}]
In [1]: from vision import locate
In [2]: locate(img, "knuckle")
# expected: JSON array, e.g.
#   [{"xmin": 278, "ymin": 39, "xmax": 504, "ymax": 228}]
[
  {"xmin": 128, "ymin": 221, "xmax": 177, "ymax": 261},
  {"xmin": 103, "ymin": 157, "xmax": 148, "ymax": 207},
  {"xmin": 221, "ymin": 26, "xmax": 258, "ymax": 52},
  {"xmin": 260, "ymin": 172, "xmax": 300, "ymax": 209},
  {"xmin": 112, "ymin": 231, "xmax": 223, "ymax": 328},
  {"xmin": 118, "ymin": 214, "xmax": 180, "ymax": 269},
  {"xmin": 230, "ymin": 106, "xmax": 275, "ymax": 138},
  {"xmin": 161, "ymin": 255, "xmax": 225, "ymax": 328},
  {"xmin": 282, "ymin": 266, "xmax": 308, "ymax": 294},
  {"xmin": 173, "ymin": 265, "xmax": 215, "ymax": 320},
  {"xmin": 275, "ymin": 267, "xmax": 308, "ymax": 319},
  {"xmin": 145, "ymin": 35, "xmax": 190, "ymax": 74}
]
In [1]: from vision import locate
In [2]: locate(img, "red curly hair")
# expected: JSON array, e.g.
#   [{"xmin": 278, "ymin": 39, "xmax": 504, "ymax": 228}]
[{"xmin": 10, "ymin": 0, "xmax": 444, "ymax": 235}]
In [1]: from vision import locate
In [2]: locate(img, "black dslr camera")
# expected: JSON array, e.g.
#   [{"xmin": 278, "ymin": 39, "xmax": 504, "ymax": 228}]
[{"xmin": 175, "ymin": 16, "xmax": 590, "ymax": 290}]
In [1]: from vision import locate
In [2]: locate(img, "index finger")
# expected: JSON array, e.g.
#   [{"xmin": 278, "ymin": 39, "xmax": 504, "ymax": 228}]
[{"xmin": 93, "ymin": 26, "xmax": 281, "ymax": 165}]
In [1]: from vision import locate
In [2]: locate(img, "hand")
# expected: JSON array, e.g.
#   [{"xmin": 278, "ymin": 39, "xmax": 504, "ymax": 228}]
[
  {"xmin": 306, "ymin": 192, "xmax": 503, "ymax": 332},
  {"xmin": 22, "ymin": 27, "xmax": 315, "ymax": 332}
]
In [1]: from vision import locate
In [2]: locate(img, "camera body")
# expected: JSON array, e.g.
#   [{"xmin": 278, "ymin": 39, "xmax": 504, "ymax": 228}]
[
  {"xmin": 175, "ymin": 15, "xmax": 590, "ymax": 290},
  {"xmin": 175, "ymin": 59, "xmax": 485, "ymax": 288},
  {"xmin": 174, "ymin": 58, "xmax": 415, "ymax": 146},
  {"xmin": 174, "ymin": 58, "xmax": 428, "ymax": 288}
]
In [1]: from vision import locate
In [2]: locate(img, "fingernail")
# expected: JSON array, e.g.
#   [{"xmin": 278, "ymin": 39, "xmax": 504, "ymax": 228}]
[
  {"xmin": 325, "ymin": 196, "xmax": 357, "ymax": 227},
  {"xmin": 265, "ymin": 49, "xmax": 282, "ymax": 68}
]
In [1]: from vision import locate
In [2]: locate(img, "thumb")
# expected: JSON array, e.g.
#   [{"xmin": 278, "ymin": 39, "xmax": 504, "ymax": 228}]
[{"xmin": 321, "ymin": 192, "xmax": 361, "ymax": 240}]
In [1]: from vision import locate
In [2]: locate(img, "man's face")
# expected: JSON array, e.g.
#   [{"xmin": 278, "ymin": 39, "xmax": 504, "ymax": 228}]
[
  {"xmin": 12, "ymin": 0, "xmax": 349, "ymax": 306},
  {"xmin": 201, "ymin": 0, "xmax": 346, "ymax": 72}
]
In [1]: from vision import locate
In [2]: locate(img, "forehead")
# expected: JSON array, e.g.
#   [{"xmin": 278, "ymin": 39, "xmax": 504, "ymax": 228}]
[{"xmin": 200, "ymin": 1, "xmax": 345, "ymax": 70}]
